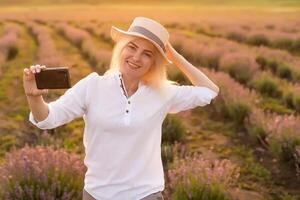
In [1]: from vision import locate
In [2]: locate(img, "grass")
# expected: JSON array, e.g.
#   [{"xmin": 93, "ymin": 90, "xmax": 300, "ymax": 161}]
[
  {"xmin": 0, "ymin": 4, "xmax": 299, "ymax": 199},
  {"xmin": 43, "ymin": 23, "xmax": 93, "ymax": 154},
  {"xmin": 227, "ymin": 145, "xmax": 272, "ymax": 183},
  {"xmin": 182, "ymin": 108, "xmax": 272, "ymax": 184},
  {"xmin": 0, "ymin": 23, "xmax": 4, "ymax": 36},
  {"xmin": 259, "ymin": 98, "xmax": 294, "ymax": 115},
  {"xmin": 0, "ymin": 133, "xmax": 17, "ymax": 157},
  {"xmin": 182, "ymin": 107, "xmax": 300, "ymax": 198},
  {"xmin": 0, "ymin": 23, "xmax": 37, "ymax": 130},
  {"xmin": 72, "ymin": 22, "xmax": 113, "ymax": 50},
  {"xmin": 0, "ymin": 22, "xmax": 39, "ymax": 158},
  {"xmin": 46, "ymin": 23, "xmax": 92, "ymax": 81}
]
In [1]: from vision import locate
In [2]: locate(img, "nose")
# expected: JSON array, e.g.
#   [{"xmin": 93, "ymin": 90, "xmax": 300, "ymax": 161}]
[{"xmin": 132, "ymin": 51, "xmax": 142, "ymax": 62}]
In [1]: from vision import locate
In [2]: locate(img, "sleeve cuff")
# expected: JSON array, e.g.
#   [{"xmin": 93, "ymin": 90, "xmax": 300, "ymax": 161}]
[
  {"xmin": 201, "ymin": 87, "xmax": 219, "ymax": 105},
  {"xmin": 29, "ymin": 103, "xmax": 54, "ymax": 130},
  {"xmin": 209, "ymin": 88, "xmax": 218, "ymax": 99}
]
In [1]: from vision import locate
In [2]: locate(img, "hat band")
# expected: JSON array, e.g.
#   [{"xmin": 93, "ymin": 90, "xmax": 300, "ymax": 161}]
[{"xmin": 128, "ymin": 26, "xmax": 166, "ymax": 52}]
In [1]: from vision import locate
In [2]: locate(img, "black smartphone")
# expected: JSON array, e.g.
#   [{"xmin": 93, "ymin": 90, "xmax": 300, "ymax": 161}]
[{"xmin": 35, "ymin": 67, "xmax": 71, "ymax": 89}]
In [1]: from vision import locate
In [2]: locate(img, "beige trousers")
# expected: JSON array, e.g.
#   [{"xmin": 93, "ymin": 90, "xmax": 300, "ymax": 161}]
[{"xmin": 82, "ymin": 189, "xmax": 164, "ymax": 200}]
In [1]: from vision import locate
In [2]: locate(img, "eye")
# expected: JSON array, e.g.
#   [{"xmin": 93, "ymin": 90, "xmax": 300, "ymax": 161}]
[
  {"xmin": 128, "ymin": 44, "xmax": 136, "ymax": 50},
  {"xmin": 144, "ymin": 52, "xmax": 153, "ymax": 58}
]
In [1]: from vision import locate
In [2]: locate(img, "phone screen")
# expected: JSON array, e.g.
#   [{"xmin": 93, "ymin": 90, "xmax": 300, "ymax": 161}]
[{"xmin": 35, "ymin": 67, "xmax": 71, "ymax": 89}]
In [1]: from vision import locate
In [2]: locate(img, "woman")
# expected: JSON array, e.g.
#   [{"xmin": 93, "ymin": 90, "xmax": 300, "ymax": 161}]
[{"xmin": 23, "ymin": 17, "xmax": 219, "ymax": 200}]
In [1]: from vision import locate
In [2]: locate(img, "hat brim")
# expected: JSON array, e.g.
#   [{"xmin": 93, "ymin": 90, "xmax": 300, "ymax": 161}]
[{"xmin": 111, "ymin": 26, "xmax": 171, "ymax": 65}]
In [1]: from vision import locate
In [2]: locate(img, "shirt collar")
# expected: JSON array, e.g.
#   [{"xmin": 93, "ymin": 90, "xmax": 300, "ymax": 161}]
[{"xmin": 114, "ymin": 70, "xmax": 144, "ymax": 88}]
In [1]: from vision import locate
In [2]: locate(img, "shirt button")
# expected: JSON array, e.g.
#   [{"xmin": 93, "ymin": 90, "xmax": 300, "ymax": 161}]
[
  {"xmin": 128, "ymin": 101, "xmax": 131, "ymax": 104},
  {"xmin": 126, "ymin": 110, "xmax": 129, "ymax": 113}
]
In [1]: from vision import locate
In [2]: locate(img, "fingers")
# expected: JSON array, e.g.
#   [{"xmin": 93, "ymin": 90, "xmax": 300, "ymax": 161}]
[
  {"xmin": 42, "ymin": 89, "xmax": 49, "ymax": 94},
  {"xmin": 23, "ymin": 68, "xmax": 30, "ymax": 76},
  {"xmin": 29, "ymin": 64, "xmax": 46, "ymax": 74},
  {"xmin": 166, "ymin": 41, "xmax": 173, "ymax": 49}
]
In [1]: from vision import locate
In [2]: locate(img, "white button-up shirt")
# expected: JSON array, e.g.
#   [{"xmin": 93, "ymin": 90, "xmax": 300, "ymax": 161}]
[{"xmin": 29, "ymin": 70, "xmax": 218, "ymax": 200}]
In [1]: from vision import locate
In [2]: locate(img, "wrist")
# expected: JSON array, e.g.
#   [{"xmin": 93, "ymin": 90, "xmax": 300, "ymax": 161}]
[
  {"xmin": 26, "ymin": 94, "xmax": 43, "ymax": 100},
  {"xmin": 171, "ymin": 52, "xmax": 185, "ymax": 66}
]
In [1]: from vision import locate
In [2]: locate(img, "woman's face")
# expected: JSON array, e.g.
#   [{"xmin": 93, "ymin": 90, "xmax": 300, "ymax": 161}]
[{"xmin": 119, "ymin": 37, "xmax": 156, "ymax": 79}]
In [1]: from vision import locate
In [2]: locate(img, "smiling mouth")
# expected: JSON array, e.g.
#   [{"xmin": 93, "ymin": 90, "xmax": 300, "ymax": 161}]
[{"xmin": 126, "ymin": 60, "xmax": 141, "ymax": 69}]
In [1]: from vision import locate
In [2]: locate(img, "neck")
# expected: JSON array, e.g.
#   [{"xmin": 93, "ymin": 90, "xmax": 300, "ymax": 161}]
[{"xmin": 121, "ymin": 73, "xmax": 140, "ymax": 94}]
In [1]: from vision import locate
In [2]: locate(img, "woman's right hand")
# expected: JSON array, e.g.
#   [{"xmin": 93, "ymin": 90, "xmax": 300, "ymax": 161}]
[{"xmin": 23, "ymin": 64, "xmax": 49, "ymax": 97}]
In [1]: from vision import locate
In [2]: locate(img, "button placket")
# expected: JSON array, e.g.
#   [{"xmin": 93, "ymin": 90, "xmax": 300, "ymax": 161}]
[
  {"xmin": 119, "ymin": 73, "xmax": 132, "ymax": 126},
  {"xmin": 124, "ymin": 99, "xmax": 132, "ymax": 125},
  {"xmin": 119, "ymin": 74, "xmax": 128, "ymax": 99}
]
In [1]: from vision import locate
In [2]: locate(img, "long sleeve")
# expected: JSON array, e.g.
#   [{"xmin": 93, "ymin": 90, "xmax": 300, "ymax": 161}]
[
  {"xmin": 167, "ymin": 84, "xmax": 218, "ymax": 114},
  {"xmin": 29, "ymin": 72, "xmax": 98, "ymax": 130}
]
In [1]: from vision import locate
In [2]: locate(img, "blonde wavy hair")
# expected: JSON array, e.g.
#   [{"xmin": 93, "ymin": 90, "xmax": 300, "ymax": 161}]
[{"xmin": 105, "ymin": 35, "xmax": 173, "ymax": 91}]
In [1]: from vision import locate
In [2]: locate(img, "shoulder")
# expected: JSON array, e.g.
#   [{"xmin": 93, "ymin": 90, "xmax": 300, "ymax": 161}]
[
  {"xmin": 81, "ymin": 72, "xmax": 113, "ymax": 85},
  {"xmin": 146, "ymin": 82, "xmax": 179, "ymax": 101},
  {"xmin": 77, "ymin": 72, "xmax": 99, "ymax": 84},
  {"xmin": 85, "ymin": 72, "xmax": 101, "ymax": 82},
  {"xmin": 160, "ymin": 82, "xmax": 180, "ymax": 95}
]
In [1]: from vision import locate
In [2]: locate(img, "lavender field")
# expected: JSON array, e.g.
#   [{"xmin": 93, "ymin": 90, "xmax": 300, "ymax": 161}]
[{"xmin": 0, "ymin": 1, "xmax": 299, "ymax": 199}]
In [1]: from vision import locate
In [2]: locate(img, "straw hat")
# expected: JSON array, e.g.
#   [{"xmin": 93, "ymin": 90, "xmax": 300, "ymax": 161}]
[{"xmin": 111, "ymin": 17, "xmax": 171, "ymax": 64}]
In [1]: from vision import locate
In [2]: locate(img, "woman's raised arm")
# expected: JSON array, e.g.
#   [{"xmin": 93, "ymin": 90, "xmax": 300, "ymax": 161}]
[
  {"xmin": 166, "ymin": 42, "xmax": 220, "ymax": 94},
  {"xmin": 23, "ymin": 64, "xmax": 49, "ymax": 122}
]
